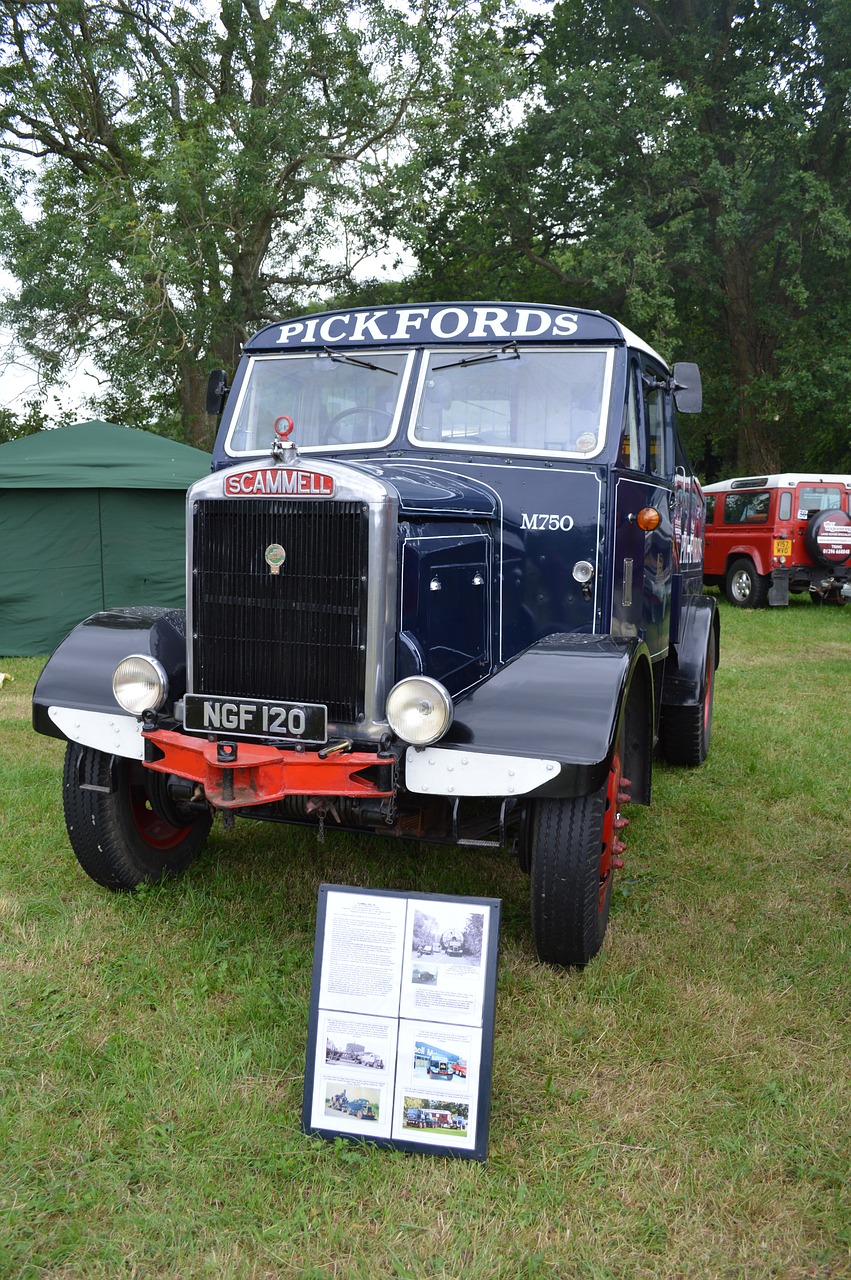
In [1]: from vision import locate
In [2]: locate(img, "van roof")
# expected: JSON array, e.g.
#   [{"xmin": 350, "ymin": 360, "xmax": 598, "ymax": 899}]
[{"xmin": 703, "ymin": 473, "xmax": 851, "ymax": 492}]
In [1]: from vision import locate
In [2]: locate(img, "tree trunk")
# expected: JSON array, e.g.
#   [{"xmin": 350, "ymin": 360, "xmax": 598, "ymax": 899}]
[
  {"xmin": 178, "ymin": 361, "xmax": 217, "ymax": 452},
  {"xmin": 719, "ymin": 239, "xmax": 781, "ymax": 475}
]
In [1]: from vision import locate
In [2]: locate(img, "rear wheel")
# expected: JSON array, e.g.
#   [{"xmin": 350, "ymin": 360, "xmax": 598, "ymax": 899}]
[
  {"xmin": 528, "ymin": 750, "xmax": 625, "ymax": 967},
  {"xmin": 726, "ymin": 557, "xmax": 769, "ymax": 608},
  {"xmin": 661, "ymin": 628, "xmax": 716, "ymax": 766},
  {"xmin": 62, "ymin": 743, "xmax": 212, "ymax": 889}
]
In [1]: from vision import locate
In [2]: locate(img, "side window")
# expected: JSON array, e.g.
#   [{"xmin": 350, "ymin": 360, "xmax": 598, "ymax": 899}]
[
  {"xmin": 646, "ymin": 387, "xmax": 667, "ymax": 477},
  {"xmin": 778, "ymin": 491, "xmax": 792, "ymax": 520},
  {"xmin": 724, "ymin": 491, "xmax": 770, "ymax": 524},
  {"xmin": 618, "ymin": 362, "xmax": 642, "ymax": 469},
  {"xmin": 643, "ymin": 363, "xmax": 672, "ymax": 478},
  {"xmin": 705, "ymin": 495, "xmax": 716, "ymax": 523}
]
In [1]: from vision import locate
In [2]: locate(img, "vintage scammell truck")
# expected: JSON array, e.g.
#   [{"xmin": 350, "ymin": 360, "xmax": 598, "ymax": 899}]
[{"xmin": 33, "ymin": 303, "xmax": 718, "ymax": 967}]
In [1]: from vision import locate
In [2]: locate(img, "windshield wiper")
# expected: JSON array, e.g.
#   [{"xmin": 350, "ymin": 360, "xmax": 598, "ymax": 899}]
[
  {"xmin": 321, "ymin": 347, "xmax": 398, "ymax": 375},
  {"xmin": 433, "ymin": 342, "xmax": 520, "ymax": 372}
]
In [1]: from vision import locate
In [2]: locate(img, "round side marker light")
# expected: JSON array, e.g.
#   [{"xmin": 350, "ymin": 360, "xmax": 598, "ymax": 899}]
[{"xmin": 637, "ymin": 507, "xmax": 662, "ymax": 531}]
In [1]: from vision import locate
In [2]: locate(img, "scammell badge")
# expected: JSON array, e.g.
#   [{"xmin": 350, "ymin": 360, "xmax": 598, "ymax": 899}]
[{"xmin": 264, "ymin": 543, "xmax": 286, "ymax": 575}]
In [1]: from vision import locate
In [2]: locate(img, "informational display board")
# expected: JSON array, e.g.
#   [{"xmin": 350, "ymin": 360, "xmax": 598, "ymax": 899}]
[{"xmin": 302, "ymin": 884, "xmax": 501, "ymax": 1161}]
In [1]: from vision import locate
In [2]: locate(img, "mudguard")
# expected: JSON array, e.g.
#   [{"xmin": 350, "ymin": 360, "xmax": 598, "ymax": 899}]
[
  {"xmin": 407, "ymin": 633, "xmax": 653, "ymax": 800},
  {"xmin": 32, "ymin": 608, "xmax": 187, "ymax": 759},
  {"xmin": 661, "ymin": 594, "xmax": 719, "ymax": 708}
]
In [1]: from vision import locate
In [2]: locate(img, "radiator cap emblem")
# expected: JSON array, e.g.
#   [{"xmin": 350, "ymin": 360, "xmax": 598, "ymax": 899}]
[{"xmin": 264, "ymin": 543, "xmax": 286, "ymax": 575}]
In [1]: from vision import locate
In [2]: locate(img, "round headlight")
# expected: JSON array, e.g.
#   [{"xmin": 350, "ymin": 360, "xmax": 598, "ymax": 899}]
[
  {"xmin": 572, "ymin": 560, "xmax": 595, "ymax": 584},
  {"xmin": 386, "ymin": 677, "xmax": 453, "ymax": 746},
  {"xmin": 112, "ymin": 655, "xmax": 168, "ymax": 716}
]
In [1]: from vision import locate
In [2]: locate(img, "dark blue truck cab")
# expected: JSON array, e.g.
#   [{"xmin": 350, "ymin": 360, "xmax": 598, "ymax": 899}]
[{"xmin": 34, "ymin": 303, "xmax": 718, "ymax": 967}]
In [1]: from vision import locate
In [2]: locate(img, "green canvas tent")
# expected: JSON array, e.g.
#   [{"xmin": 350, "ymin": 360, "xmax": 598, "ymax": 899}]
[{"xmin": 0, "ymin": 420, "xmax": 212, "ymax": 655}]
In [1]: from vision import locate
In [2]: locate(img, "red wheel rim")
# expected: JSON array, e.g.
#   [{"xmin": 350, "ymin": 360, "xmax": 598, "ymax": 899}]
[
  {"xmin": 130, "ymin": 788, "xmax": 195, "ymax": 851},
  {"xmin": 599, "ymin": 750, "xmax": 622, "ymax": 912},
  {"xmin": 703, "ymin": 662, "xmax": 713, "ymax": 733}
]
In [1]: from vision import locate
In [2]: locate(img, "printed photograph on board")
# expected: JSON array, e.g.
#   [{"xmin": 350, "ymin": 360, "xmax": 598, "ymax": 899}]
[{"xmin": 400, "ymin": 900, "xmax": 491, "ymax": 1025}]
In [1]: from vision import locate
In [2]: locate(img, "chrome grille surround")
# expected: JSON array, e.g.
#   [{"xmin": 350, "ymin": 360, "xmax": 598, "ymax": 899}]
[{"xmin": 184, "ymin": 459, "xmax": 398, "ymax": 742}]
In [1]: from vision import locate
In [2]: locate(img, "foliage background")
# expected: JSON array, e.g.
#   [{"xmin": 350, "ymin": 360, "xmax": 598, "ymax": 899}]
[{"xmin": 0, "ymin": 0, "xmax": 849, "ymax": 476}]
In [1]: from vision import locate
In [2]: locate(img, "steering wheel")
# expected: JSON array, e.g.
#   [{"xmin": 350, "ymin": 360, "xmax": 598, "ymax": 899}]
[{"xmin": 326, "ymin": 406, "xmax": 393, "ymax": 443}]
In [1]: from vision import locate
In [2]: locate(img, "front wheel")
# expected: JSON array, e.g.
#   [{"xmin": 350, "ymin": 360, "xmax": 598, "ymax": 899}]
[
  {"xmin": 62, "ymin": 744, "xmax": 212, "ymax": 889},
  {"xmin": 528, "ymin": 751, "xmax": 625, "ymax": 967},
  {"xmin": 725, "ymin": 557, "xmax": 769, "ymax": 608}
]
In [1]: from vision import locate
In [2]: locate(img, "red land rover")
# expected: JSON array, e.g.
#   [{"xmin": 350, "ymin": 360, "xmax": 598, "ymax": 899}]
[{"xmin": 702, "ymin": 473, "xmax": 851, "ymax": 606}]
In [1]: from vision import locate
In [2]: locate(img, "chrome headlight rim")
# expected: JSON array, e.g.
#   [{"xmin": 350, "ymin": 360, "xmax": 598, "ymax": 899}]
[
  {"xmin": 386, "ymin": 676, "xmax": 454, "ymax": 747},
  {"xmin": 112, "ymin": 654, "xmax": 169, "ymax": 716}
]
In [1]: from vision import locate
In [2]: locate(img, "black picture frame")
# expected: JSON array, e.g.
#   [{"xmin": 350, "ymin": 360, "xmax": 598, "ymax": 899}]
[{"xmin": 302, "ymin": 884, "xmax": 501, "ymax": 1161}]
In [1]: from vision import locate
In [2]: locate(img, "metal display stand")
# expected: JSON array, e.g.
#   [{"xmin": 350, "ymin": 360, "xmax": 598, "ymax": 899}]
[{"xmin": 302, "ymin": 884, "xmax": 501, "ymax": 1161}]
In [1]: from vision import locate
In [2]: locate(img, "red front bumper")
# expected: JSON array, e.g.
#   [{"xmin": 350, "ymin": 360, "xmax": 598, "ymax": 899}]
[{"xmin": 141, "ymin": 727, "xmax": 395, "ymax": 809}]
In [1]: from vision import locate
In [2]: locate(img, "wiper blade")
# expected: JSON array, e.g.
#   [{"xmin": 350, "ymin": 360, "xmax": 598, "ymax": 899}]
[
  {"xmin": 321, "ymin": 347, "xmax": 398, "ymax": 375},
  {"xmin": 433, "ymin": 342, "xmax": 520, "ymax": 372}
]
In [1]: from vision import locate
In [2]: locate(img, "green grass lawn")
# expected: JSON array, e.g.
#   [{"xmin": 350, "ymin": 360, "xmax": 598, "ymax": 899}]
[{"xmin": 1, "ymin": 599, "xmax": 848, "ymax": 1280}]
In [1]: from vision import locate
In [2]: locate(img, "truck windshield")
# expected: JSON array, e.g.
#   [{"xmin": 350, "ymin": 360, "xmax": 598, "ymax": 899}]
[
  {"xmin": 226, "ymin": 350, "xmax": 413, "ymax": 454},
  {"xmin": 410, "ymin": 347, "xmax": 613, "ymax": 457}
]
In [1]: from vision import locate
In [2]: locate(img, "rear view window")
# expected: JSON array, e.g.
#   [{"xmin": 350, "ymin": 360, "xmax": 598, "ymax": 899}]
[
  {"xmin": 724, "ymin": 491, "xmax": 770, "ymax": 524},
  {"xmin": 797, "ymin": 486, "xmax": 842, "ymax": 515}
]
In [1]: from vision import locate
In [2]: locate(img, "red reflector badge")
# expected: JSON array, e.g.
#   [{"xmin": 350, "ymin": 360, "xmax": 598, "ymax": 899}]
[{"xmin": 224, "ymin": 468, "xmax": 335, "ymax": 497}]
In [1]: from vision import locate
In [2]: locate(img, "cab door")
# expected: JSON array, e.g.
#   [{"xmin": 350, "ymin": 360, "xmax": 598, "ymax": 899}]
[{"xmin": 611, "ymin": 357, "xmax": 674, "ymax": 660}]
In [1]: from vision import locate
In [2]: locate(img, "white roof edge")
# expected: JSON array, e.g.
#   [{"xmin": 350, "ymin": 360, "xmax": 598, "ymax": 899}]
[
  {"xmin": 615, "ymin": 321, "xmax": 668, "ymax": 369},
  {"xmin": 703, "ymin": 473, "xmax": 851, "ymax": 492}
]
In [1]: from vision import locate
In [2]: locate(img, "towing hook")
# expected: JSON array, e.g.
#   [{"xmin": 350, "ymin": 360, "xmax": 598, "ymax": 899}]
[{"xmin": 318, "ymin": 738, "xmax": 354, "ymax": 759}]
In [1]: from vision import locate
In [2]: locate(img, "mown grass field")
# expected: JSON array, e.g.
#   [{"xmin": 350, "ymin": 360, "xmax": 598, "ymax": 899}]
[{"xmin": 0, "ymin": 599, "xmax": 848, "ymax": 1280}]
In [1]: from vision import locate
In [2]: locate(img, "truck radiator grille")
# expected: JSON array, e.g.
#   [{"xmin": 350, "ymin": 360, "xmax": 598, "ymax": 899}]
[{"xmin": 191, "ymin": 499, "xmax": 369, "ymax": 723}]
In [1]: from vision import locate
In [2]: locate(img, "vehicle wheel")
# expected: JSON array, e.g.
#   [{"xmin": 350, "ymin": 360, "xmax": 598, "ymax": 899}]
[
  {"xmin": 62, "ymin": 743, "xmax": 212, "ymax": 889},
  {"xmin": 725, "ymin": 557, "xmax": 769, "ymax": 608},
  {"xmin": 661, "ymin": 628, "xmax": 716, "ymax": 767},
  {"xmin": 528, "ymin": 749, "xmax": 624, "ymax": 967}
]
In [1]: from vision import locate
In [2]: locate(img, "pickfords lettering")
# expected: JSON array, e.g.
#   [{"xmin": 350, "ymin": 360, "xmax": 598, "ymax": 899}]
[
  {"xmin": 275, "ymin": 306, "xmax": 582, "ymax": 347},
  {"xmin": 33, "ymin": 301, "xmax": 719, "ymax": 969}
]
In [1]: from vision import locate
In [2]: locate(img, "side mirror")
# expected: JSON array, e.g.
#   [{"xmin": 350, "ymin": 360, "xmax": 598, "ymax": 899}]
[
  {"xmin": 671, "ymin": 362, "xmax": 702, "ymax": 414},
  {"xmin": 206, "ymin": 369, "xmax": 229, "ymax": 416}
]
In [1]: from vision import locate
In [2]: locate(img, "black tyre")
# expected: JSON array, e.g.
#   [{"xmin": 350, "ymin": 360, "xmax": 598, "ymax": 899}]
[
  {"xmin": 661, "ymin": 628, "xmax": 716, "ymax": 767},
  {"xmin": 528, "ymin": 752, "xmax": 623, "ymax": 967},
  {"xmin": 725, "ymin": 557, "xmax": 769, "ymax": 608},
  {"xmin": 63, "ymin": 743, "xmax": 212, "ymax": 889}
]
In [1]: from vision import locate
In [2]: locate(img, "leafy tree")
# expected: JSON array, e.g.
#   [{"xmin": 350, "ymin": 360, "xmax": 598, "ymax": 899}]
[
  {"xmin": 404, "ymin": 0, "xmax": 851, "ymax": 477},
  {"xmin": 0, "ymin": 0, "xmax": 512, "ymax": 446},
  {"xmin": 0, "ymin": 392, "xmax": 74, "ymax": 443}
]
